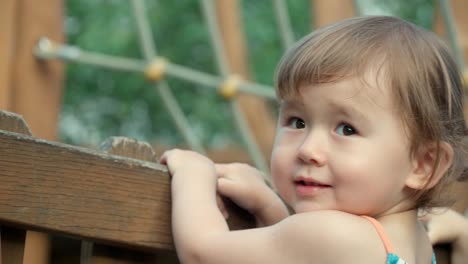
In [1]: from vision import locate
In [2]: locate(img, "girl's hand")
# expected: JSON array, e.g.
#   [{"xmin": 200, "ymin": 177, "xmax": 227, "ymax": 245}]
[
  {"xmin": 160, "ymin": 149, "xmax": 215, "ymax": 177},
  {"xmin": 215, "ymin": 163, "xmax": 289, "ymax": 226},
  {"xmin": 160, "ymin": 149, "xmax": 229, "ymax": 219},
  {"xmin": 424, "ymin": 208, "xmax": 468, "ymax": 264}
]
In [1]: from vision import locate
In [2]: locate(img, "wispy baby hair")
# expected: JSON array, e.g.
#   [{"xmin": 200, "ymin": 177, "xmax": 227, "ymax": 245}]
[{"xmin": 275, "ymin": 16, "xmax": 467, "ymax": 210}]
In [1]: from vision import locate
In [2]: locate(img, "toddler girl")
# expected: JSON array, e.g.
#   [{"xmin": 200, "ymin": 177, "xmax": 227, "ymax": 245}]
[{"xmin": 161, "ymin": 16, "xmax": 467, "ymax": 264}]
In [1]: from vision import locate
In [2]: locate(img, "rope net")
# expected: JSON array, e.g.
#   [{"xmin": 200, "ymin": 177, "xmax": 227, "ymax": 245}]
[{"xmin": 35, "ymin": 0, "xmax": 466, "ymax": 175}]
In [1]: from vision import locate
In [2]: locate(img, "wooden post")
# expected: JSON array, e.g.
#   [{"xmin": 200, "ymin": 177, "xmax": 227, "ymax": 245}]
[
  {"xmin": 312, "ymin": 0, "xmax": 355, "ymax": 28},
  {"xmin": 10, "ymin": 0, "xmax": 65, "ymax": 141},
  {"xmin": 214, "ymin": 0, "xmax": 277, "ymax": 161},
  {"xmin": 0, "ymin": 0, "xmax": 18, "ymax": 110},
  {"xmin": 433, "ymin": 0, "xmax": 468, "ymax": 66},
  {"xmin": 0, "ymin": 112, "xmax": 31, "ymax": 264},
  {"xmin": 0, "ymin": 114, "xmax": 255, "ymax": 262},
  {"xmin": 3, "ymin": 0, "xmax": 65, "ymax": 263}
]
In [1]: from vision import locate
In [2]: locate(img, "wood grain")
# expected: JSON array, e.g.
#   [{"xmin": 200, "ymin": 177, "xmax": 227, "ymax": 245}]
[
  {"xmin": 0, "ymin": 130, "xmax": 254, "ymax": 251},
  {"xmin": 0, "ymin": 0, "xmax": 17, "ymax": 110},
  {"xmin": 215, "ymin": 0, "xmax": 277, "ymax": 161},
  {"xmin": 92, "ymin": 137, "xmax": 176, "ymax": 263},
  {"xmin": 0, "ymin": 110, "xmax": 32, "ymax": 136},
  {"xmin": 312, "ymin": 0, "xmax": 355, "ymax": 28},
  {"xmin": 0, "ymin": 110, "xmax": 31, "ymax": 263},
  {"xmin": 10, "ymin": 0, "xmax": 64, "ymax": 141}
]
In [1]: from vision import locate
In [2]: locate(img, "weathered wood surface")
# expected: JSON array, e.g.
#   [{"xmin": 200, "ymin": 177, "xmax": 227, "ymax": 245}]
[
  {"xmin": 9, "ymin": 0, "xmax": 64, "ymax": 142},
  {"xmin": 0, "ymin": 0, "xmax": 17, "ymax": 110},
  {"xmin": 0, "ymin": 129, "xmax": 255, "ymax": 251},
  {"xmin": 0, "ymin": 111, "xmax": 32, "ymax": 136},
  {"xmin": 0, "ymin": 111, "xmax": 31, "ymax": 263},
  {"xmin": 312, "ymin": 0, "xmax": 355, "ymax": 28},
  {"xmin": 90, "ymin": 136, "xmax": 178, "ymax": 263},
  {"xmin": 2, "ymin": 0, "xmax": 65, "ymax": 260},
  {"xmin": 100, "ymin": 136, "xmax": 157, "ymax": 162},
  {"xmin": 215, "ymin": 0, "xmax": 276, "ymax": 161}
]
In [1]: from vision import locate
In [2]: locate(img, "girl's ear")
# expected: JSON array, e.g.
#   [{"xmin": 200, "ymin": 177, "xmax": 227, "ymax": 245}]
[{"xmin": 405, "ymin": 142, "xmax": 454, "ymax": 190}]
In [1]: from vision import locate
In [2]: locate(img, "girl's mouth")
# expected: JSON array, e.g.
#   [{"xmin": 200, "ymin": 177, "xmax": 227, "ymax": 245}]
[
  {"xmin": 294, "ymin": 178, "xmax": 331, "ymax": 196},
  {"xmin": 295, "ymin": 180, "xmax": 329, "ymax": 187}
]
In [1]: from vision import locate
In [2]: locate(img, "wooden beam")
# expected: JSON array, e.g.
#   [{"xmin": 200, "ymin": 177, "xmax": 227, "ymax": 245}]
[
  {"xmin": 91, "ymin": 137, "xmax": 178, "ymax": 264},
  {"xmin": 434, "ymin": 0, "xmax": 468, "ymax": 65},
  {"xmin": 0, "ymin": 129, "xmax": 254, "ymax": 251},
  {"xmin": 0, "ymin": 0, "xmax": 18, "ymax": 110},
  {"xmin": 10, "ymin": 0, "xmax": 64, "ymax": 141},
  {"xmin": 10, "ymin": 1, "xmax": 65, "ymax": 261},
  {"xmin": 312, "ymin": 0, "xmax": 355, "ymax": 28},
  {"xmin": 215, "ymin": 0, "xmax": 277, "ymax": 160}
]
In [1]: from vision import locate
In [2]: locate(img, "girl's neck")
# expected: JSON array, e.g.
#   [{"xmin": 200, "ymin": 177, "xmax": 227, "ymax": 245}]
[{"xmin": 376, "ymin": 209, "xmax": 419, "ymax": 224}]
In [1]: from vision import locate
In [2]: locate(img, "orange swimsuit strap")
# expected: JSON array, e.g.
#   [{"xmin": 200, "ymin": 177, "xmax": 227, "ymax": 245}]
[{"xmin": 361, "ymin": 215, "xmax": 395, "ymax": 253}]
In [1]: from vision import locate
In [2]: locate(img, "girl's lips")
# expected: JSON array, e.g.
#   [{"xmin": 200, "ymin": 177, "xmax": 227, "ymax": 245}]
[
  {"xmin": 294, "ymin": 176, "xmax": 330, "ymax": 186},
  {"xmin": 294, "ymin": 177, "xmax": 331, "ymax": 196}
]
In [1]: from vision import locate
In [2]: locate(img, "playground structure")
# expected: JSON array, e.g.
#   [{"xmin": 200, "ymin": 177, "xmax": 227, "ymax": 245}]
[{"xmin": 0, "ymin": 0, "xmax": 467, "ymax": 263}]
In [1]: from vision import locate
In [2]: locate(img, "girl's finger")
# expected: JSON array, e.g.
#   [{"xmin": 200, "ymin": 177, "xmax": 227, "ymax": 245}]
[
  {"xmin": 159, "ymin": 149, "xmax": 178, "ymax": 164},
  {"xmin": 159, "ymin": 152, "xmax": 168, "ymax": 165},
  {"xmin": 217, "ymin": 178, "xmax": 238, "ymax": 197},
  {"xmin": 215, "ymin": 163, "xmax": 229, "ymax": 178},
  {"xmin": 216, "ymin": 194, "xmax": 229, "ymax": 219}
]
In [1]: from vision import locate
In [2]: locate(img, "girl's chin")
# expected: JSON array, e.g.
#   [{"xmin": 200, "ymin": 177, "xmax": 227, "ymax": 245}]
[{"xmin": 292, "ymin": 203, "xmax": 332, "ymax": 214}]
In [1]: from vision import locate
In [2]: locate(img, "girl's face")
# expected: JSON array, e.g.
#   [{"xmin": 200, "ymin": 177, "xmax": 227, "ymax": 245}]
[{"xmin": 271, "ymin": 74, "xmax": 416, "ymax": 216}]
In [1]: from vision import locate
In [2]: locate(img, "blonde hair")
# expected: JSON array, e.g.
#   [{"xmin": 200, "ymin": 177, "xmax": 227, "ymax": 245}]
[{"xmin": 275, "ymin": 16, "xmax": 467, "ymax": 210}]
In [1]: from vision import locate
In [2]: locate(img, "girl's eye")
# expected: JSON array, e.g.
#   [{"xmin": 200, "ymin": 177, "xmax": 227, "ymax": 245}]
[
  {"xmin": 287, "ymin": 117, "xmax": 306, "ymax": 129},
  {"xmin": 335, "ymin": 123, "xmax": 356, "ymax": 136}
]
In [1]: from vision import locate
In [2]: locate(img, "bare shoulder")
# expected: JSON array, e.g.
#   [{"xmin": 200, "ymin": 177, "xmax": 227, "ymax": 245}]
[
  {"xmin": 276, "ymin": 211, "xmax": 387, "ymax": 263},
  {"xmin": 194, "ymin": 211, "xmax": 389, "ymax": 264}
]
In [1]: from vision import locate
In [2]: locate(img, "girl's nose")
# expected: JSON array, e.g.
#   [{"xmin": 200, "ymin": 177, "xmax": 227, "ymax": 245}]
[{"xmin": 297, "ymin": 132, "xmax": 327, "ymax": 166}]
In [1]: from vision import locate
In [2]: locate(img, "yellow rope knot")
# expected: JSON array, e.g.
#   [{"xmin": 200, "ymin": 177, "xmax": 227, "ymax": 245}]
[
  {"xmin": 219, "ymin": 75, "xmax": 241, "ymax": 99},
  {"xmin": 144, "ymin": 57, "xmax": 167, "ymax": 82},
  {"xmin": 35, "ymin": 37, "xmax": 61, "ymax": 59}
]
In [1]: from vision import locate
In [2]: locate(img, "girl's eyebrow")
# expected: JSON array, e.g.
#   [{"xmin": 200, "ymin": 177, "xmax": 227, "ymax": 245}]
[
  {"xmin": 328, "ymin": 101, "xmax": 368, "ymax": 122},
  {"xmin": 279, "ymin": 98, "xmax": 304, "ymax": 109}
]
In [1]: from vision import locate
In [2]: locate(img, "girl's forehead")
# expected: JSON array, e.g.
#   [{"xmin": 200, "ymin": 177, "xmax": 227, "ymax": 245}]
[{"xmin": 279, "ymin": 75, "xmax": 395, "ymax": 112}]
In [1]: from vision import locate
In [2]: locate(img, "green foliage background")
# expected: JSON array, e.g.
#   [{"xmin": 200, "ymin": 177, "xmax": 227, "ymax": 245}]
[{"xmin": 61, "ymin": 0, "xmax": 433, "ymax": 148}]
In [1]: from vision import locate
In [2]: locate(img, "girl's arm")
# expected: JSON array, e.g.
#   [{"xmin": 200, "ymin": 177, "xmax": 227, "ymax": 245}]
[
  {"xmin": 161, "ymin": 149, "xmax": 375, "ymax": 264},
  {"xmin": 161, "ymin": 149, "xmax": 228, "ymax": 263}
]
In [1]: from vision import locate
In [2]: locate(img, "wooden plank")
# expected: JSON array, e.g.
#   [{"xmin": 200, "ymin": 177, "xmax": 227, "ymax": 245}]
[
  {"xmin": 312, "ymin": 0, "xmax": 355, "ymax": 28},
  {"xmin": 0, "ymin": 111, "xmax": 33, "ymax": 263},
  {"xmin": 434, "ymin": 0, "xmax": 468, "ymax": 65},
  {"xmin": 0, "ymin": 0, "xmax": 18, "ymax": 110},
  {"xmin": 215, "ymin": 0, "xmax": 277, "ymax": 160},
  {"xmin": 100, "ymin": 137, "xmax": 157, "ymax": 162},
  {"xmin": 0, "ymin": 111, "xmax": 50, "ymax": 263},
  {"xmin": 10, "ymin": 0, "xmax": 64, "ymax": 141},
  {"xmin": 0, "ymin": 110, "xmax": 32, "ymax": 136},
  {"xmin": 8, "ymin": 1, "xmax": 64, "ymax": 260},
  {"xmin": 0, "ymin": 130, "xmax": 254, "ymax": 251},
  {"xmin": 23, "ymin": 231, "xmax": 50, "ymax": 264},
  {"xmin": 91, "ymin": 137, "xmax": 177, "ymax": 264}
]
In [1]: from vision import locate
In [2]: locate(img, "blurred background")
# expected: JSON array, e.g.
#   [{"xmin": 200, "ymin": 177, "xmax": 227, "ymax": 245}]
[
  {"xmin": 60, "ymin": 0, "xmax": 435, "ymax": 148},
  {"xmin": 1, "ymin": 1, "xmax": 467, "ymax": 263}
]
